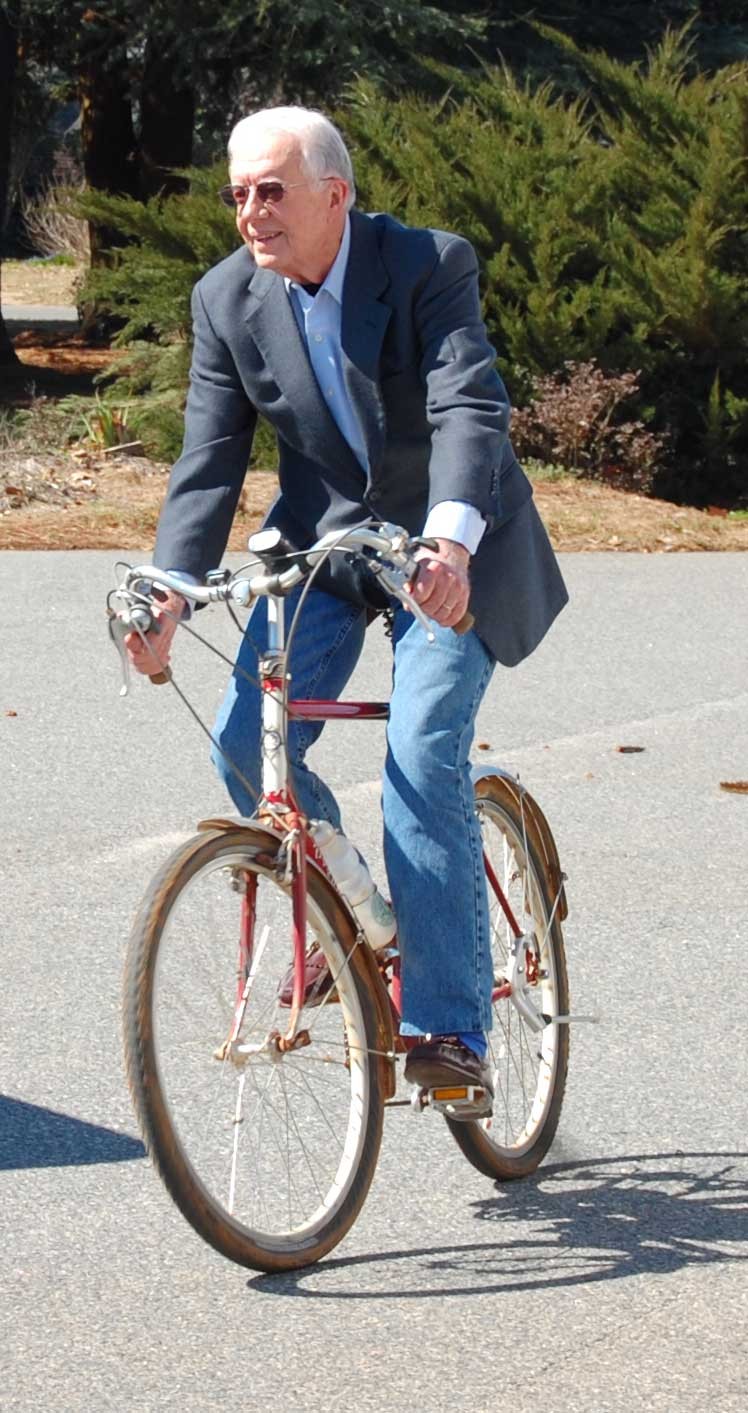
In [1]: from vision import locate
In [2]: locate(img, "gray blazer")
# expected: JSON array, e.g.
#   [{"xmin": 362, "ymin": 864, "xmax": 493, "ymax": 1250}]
[{"xmin": 154, "ymin": 209, "xmax": 568, "ymax": 665}]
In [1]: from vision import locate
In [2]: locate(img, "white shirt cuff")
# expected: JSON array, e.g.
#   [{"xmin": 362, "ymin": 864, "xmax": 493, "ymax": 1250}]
[{"xmin": 422, "ymin": 501, "xmax": 486, "ymax": 555}]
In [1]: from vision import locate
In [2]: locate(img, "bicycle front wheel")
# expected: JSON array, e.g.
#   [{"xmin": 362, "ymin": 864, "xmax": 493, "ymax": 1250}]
[
  {"xmin": 446, "ymin": 776, "xmax": 569, "ymax": 1180},
  {"xmin": 123, "ymin": 826, "xmax": 384, "ymax": 1272}
]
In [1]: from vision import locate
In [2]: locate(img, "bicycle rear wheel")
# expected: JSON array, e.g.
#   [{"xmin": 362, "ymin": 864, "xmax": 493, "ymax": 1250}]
[
  {"xmin": 446, "ymin": 776, "xmax": 569, "ymax": 1179},
  {"xmin": 123, "ymin": 826, "xmax": 384, "ymax": 1272}
]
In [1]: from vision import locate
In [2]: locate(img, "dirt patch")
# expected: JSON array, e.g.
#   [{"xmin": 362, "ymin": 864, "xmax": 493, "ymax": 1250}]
[
  {"xmin": 2, "ymin": 260, "xmax": 83, "ymax": 306},
  {"xmin": 0, "ymin": 451, "xmax": 274, "ymax": 551},
  {"xmin": 1, "ymin": 449, "xmax": 746, "ymax": 553},
  {"xmin": 11, "ymin": 334, "xmax": 112, "ymax": 373},
  {"xmin": 2, "ymin": 334, "xmax": 116, "ymax": 401},
  {"xmin": 531, "ymin": 477, "xmax": 748, "ymax": 552},
  {"xmin": 1, "ymin": 332, "xmax": 746, "ymax": 554}
]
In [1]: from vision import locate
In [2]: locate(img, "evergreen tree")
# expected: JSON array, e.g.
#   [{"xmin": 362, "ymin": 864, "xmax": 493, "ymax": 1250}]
[{"xmin": 76, "ymin": 30, "xmax": 748, "ymax": 503}]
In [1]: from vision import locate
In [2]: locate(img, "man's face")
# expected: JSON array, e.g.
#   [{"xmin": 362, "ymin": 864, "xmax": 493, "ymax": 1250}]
[{"xmin": 229, "ymin": 131, "xmax": 348, "ymax": 285}]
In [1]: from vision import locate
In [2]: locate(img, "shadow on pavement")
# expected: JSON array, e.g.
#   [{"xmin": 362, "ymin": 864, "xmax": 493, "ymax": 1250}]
[
  {"xmin": 0, "ymin": 1095, "xmax": 145, "ymax": 1170},
  {"xmin": 247, "ymin": 1149, "xmax": 748, "ymax": 1298}
]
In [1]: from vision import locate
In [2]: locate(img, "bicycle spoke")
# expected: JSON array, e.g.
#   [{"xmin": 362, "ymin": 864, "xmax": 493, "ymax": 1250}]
[
  {"xmin": 458, "ymin": 787, "xmax": 568, "ymax": 1166},
  {"xmin": 131, "ymin": 834, "xmax": 381, "ymax": 1261}
]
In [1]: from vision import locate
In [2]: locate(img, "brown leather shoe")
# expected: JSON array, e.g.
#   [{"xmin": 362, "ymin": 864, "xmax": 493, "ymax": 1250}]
[
  {"xmin": 277, "ymin": 945, "xmax": 336, "ymax": 1008},
  {"xmin": 404, "ymin": 1036, "xmax": 493, "ymax": 1118}
]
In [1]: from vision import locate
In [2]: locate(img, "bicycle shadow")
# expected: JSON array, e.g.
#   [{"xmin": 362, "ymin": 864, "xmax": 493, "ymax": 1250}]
[
  {"xmin": 0, "ymin": 1094, "xmax": 145, "ymax": 1170},
  {"xmin": 246, "ymin": 1149, "xmax": 748, "ymax": 1298}
]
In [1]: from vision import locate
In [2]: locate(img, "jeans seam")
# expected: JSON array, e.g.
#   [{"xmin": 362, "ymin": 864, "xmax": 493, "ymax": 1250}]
[
  {"xmin": 388, "ymin": 618, "xmax": 493, "ymax": 1033},
  {"xmin": 452, "ymin": 655, "xmax": 493, "ymax": 1030}
]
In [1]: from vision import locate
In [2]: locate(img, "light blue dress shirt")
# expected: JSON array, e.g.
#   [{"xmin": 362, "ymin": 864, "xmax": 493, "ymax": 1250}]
[
  {"xmin": 286, "ymin": 218, "xmax": 486, "ymax": 555},
  {"xmin": 286, "ymin": 218, "xmax": 369, "ymax": 473}
]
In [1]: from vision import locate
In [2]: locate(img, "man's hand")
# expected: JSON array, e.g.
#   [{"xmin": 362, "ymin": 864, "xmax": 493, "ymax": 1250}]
[
  {"xmin": 124, "ymin": 591, "xmax": 186, "ymax": 678},
  {"xmin": 409, "ymin": 538, "xmax": 471, "ymax": 630}
]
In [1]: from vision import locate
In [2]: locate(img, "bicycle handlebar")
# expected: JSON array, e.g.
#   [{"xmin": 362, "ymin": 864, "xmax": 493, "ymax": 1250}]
[
  {"xmin": 109, "ymin": 522, "xmax": 474, "ymax": 692},
  {"xmin": 122, "ymin": 524, "xmax": 428, "ymax": 605}
]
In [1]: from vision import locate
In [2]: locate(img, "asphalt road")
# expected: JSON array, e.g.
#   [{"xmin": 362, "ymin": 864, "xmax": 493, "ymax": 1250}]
[
  {"xmin": 2, "ymin": 302, "xmax": 80, "ymax": 335},
  {"xmin": 1, "ymin": 550, "xmax": 747, "ymax": 1412}
]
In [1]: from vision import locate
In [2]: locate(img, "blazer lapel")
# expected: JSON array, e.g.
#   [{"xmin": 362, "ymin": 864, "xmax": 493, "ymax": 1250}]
[
  {"xmin": 244, "ymin": 268, "xmax": 362, "ymax": 478},
  {"xmin": 341, "ymin": 211, "xmax": 392, "ymax": 477}
]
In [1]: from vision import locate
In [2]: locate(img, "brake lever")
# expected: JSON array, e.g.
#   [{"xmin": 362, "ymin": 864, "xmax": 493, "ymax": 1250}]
[
  {"xmin": 372, "ymin": 535, "xmax": 475, "ymax": 637},
  {"xmin": 368, "ymin": 561, "xmax": 436, "ymax": 643},
  {"xmin": 107, "ymin": 609, "xmax": 134, "ymax": 696},
  {"xmin": 107, "ymin": 600, "xmax": 171, "ymax": 695}
]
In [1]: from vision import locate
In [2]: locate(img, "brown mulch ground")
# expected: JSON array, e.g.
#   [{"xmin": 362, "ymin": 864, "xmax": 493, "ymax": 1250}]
[
  {"xmin": 531, "ymin": 478, "xmax": 748, "ymax": 552},
  {"xmin": 0, "ymin": 450, "xmax": 276, "ymax": 550},
  {"xmin": 1, "ymin": 332, "xmax": 746, "ymax": 553},
  {"xmin": 3, "ymin": 447, "xmax": 746, "ymax": 554}
]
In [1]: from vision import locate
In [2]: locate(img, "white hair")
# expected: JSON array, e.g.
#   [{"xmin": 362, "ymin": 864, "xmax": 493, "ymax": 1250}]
[{"xmin": 228, "ymin": 106, "xmax": 356, "ymax": 211}]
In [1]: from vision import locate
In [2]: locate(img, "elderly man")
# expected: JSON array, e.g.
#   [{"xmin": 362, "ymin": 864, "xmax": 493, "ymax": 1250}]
[{"xmin": 127, "ymin": 105, "xmax": 568, "ymax": 1112}]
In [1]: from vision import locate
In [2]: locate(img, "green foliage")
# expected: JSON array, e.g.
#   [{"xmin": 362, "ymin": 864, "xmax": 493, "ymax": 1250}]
[
  {"xmin": 79, "ymin": 28, "xmax": 748, "ymax": 502},
  {"xmin": 17, "ymin": 0, "xmax": 483, "ymax": 146},
  {"xmin": 521, "ymin": 459, "xmax": 570, "ymax": 483},
  {"xmin": 70, "ymin": 164, "xmax": 229, "ymax": 457},
  {"xmin": 73, "ymin": 168, "xmax": 283, "ymax": 466},
  {"xmin": 11, "ymin": 251, "xmax": 78, "ymax": 266},
  {"xmin": 75, "ymin": 163, "xmax": 235, "ymax": 340},
  {"xmin": 345, "ymin": 29, "xmax": 748, "ymax": 503},
  {"xmin": 75, "ymin": 391, "xmax": 131, "ymax": 448}
]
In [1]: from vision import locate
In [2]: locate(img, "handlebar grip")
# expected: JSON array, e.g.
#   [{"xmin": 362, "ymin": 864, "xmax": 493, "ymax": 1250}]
[
  {"xmin": 453, "ymin": 611, "xmax": 475, "ymax": 636},
  {"xmin": 149, "ymin": 669, "xmax": 172, "ymax": 685}
]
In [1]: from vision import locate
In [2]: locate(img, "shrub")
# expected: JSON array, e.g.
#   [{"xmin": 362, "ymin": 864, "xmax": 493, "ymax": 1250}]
[
  {"xmin": 77, "ymin": 31, "xmax": 748, "ymax": 503},
  {"xmin": 511, "ymin": 361, "xmax": 666, "ymax": 491},
  {"xmin": 22, "ymin": 150, "xmax": 90, "ymax": 262},
  {"xmin": 345, "ymin": 30, "xmax": 748, "ymax": 504}
]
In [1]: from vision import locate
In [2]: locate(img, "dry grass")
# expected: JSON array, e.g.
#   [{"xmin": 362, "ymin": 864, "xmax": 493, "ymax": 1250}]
[
  {"xmin": 2, "ymin": 259, "xmax": 83, "ymax": 306},
  {"xmin": 1, "ymin": 455, "xmax": 746, "ymax": 553},
  {"xmin": 531, "ymin": 477, "xmax": 748, "ymax": 552},
  {"xmin": 0, "ymin": 457, "xmax": 275, "ymax": 551},
  {"xmin": 1, "ymin": 330, "xmax": 746, "ymax": 554}
]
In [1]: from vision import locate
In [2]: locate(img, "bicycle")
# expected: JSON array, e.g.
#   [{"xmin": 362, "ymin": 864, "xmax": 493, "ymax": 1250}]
[{"xmin": 109, "ymin": 521, "xmax": 571, "ymax": 1273}]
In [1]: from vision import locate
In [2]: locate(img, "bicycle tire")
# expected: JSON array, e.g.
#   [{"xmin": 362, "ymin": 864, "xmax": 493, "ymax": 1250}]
[
  {"xmin": 446, "ymin": 775, "xmax": 569, "ymax": 1180},
  {"xmin": 123, "ymin": 826, "xmax": 385, "ymax": 1272}
]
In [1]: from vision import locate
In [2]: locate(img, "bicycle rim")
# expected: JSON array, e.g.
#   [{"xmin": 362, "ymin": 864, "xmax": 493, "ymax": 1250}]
[
  {"xmin": 124, "ymin": 828, "xmax": 383, "ymax": 1270},
  {"xmin": 447, "ymin": 781, "xmax": 569, "ymax": 1179}
]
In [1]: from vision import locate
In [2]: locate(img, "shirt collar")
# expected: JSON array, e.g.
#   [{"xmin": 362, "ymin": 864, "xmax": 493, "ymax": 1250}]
[{"xmin": 285, "ymin": 215, "xmax": 351, "ymax": 306}]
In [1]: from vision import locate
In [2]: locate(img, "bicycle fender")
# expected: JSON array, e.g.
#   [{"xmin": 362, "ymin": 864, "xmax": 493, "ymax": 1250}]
[{"xmin": 471, "ymin": 767, "xmax": 568, "ymax": 921}]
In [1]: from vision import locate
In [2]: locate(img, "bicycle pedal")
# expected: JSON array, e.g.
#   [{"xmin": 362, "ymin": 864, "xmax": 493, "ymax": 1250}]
[{"xmin": 417, "ymin": 1084, "xmax": 493, "ymax": 1121}]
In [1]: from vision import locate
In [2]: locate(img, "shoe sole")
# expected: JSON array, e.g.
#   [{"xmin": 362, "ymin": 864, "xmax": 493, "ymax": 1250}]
[
  {"xmin": 404, "ymin": 1056, "xmax": 487, "ymax": 1089},
  {"xmin": 405, "ymin": 1057, "xmax": 493, "ymax": 1121}
]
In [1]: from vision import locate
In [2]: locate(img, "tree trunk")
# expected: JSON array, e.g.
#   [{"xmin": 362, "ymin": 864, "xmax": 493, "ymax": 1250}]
[
  {"xmin": 79, "ymin": 54, "xmax": 138, "ymax": 266},
  {"xmin": 139, "ymin": 40, "xmax": 195, "ymax": 199},
  {"xmin": 0, "ymin": 302, "xmax": 20, "ymax": 370},
  {"xmin": 0, "ymin": 3, "xmax": 21, "ymax": 368}
]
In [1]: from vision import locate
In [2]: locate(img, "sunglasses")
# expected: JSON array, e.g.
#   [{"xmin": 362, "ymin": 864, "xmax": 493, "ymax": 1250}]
[{"xmin": 218, "ymin": 177, "xmax": 335, "ymax": 209}]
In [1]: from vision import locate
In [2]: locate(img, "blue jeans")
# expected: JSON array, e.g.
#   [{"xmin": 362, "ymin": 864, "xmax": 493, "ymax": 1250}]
[{"xmin": 211, "ymin": 587, "xmax": 495, "ymax": 1036}]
